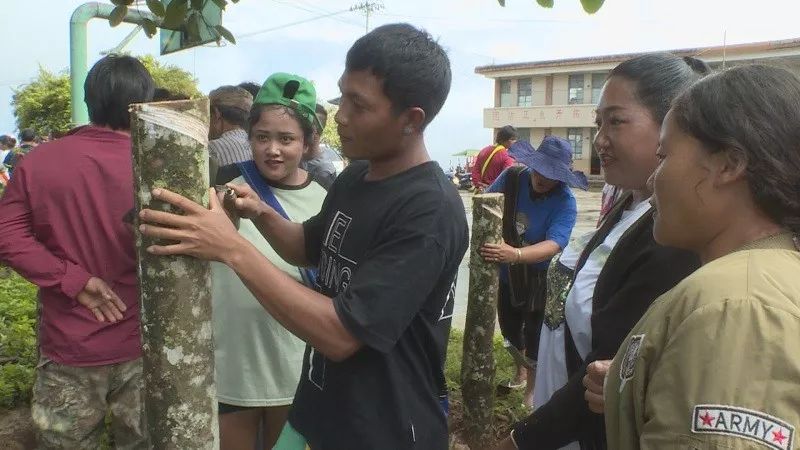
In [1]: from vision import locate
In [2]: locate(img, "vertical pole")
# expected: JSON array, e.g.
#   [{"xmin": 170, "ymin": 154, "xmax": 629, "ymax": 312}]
[
  {"xmin": 69, "ymin": 3, "xmax": 100, "ymax": 126},
  {"xmin": 460, "ymin": 193, "xmax": 504, "ymax": 450},
  {"xmin": 131, "ymin": 98, "xmax": 218, "ymax": 450}
]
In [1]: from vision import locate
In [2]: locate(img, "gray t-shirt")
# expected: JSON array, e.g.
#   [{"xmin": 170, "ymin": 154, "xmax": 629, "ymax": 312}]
[{"xmin": 300, "ymin": 145, "xmax": 340, "ymax": 190}]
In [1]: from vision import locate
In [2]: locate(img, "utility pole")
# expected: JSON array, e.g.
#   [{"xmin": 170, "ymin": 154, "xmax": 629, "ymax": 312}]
[{"xmin": 351, "ymin": 1, "xmax": 383, "ymax": 33}]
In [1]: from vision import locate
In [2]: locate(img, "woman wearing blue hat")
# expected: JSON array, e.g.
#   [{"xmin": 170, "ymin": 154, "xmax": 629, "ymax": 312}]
[{"xmin": 480, "ymin": 136, "xmax": 585, "ymax": 405}]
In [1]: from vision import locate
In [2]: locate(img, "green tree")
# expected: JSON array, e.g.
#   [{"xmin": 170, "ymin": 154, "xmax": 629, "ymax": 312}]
[
  {"xmin": 320, "ymin": 106, "xmax": 341, "ymax": 153},
  {"xmin": 139, "ymin": 55, "xmax": 202, "ymax": 99},
  {"xmin": 11, "ymin": 56, "xmax": 201, "ymax": 135},
  {"xmin": 11, "ymin": 67, "xmax": 71, "ymax": 137}
]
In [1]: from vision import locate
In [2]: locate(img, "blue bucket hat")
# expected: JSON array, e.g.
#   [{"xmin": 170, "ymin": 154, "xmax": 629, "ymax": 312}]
[{"xmin": 509, "ymin": 137, "xmax": 589, "ymax": 190}]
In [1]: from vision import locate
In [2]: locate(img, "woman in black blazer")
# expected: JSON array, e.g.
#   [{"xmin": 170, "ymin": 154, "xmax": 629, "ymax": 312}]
[{"xmin": 496, "ymin": 54, "xmax": 708, "ymax": 450}]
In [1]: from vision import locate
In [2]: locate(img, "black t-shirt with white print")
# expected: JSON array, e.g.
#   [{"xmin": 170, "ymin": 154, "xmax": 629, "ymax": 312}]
[{"xmin": 290, "ymin": 160, "xmax": 469, "ymax": 450}]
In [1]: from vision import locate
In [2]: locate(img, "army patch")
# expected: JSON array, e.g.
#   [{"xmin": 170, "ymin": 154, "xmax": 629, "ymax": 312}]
[
  {"xmin": 692, "ymin": 405, "xmax": 795, "ymax": 450},
  {"xmin": 618, "ymin": 334, "xmax": 644, "ymax": 392}
]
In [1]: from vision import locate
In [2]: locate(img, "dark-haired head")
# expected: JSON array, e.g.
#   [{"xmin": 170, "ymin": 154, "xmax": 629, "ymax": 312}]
[
  {"xmin": 19, "ymin": 128, "xmax": 36, "ymax": 143},
  {"xmin": 84, "ymin": 55, "xmax": 155, "ymax": 130},
  {"xmin": 237, "ymin": 82, "xmax": 262, "ymax": 98},
  {"xmin": 609, "ymin": 53, "xmax": 709, "ymax": 125},
  {"xmin": 594, "ymin": 53, "xmax": 709, "ymax": 193},
  {"xmin": 0, "ymin": 135, "xmax": 14, "ymax": 149},
  {"xmin": 209, "ymin": 85, "xmax": 253, "ymax": 140},
  {"xmin": 345, "ymin": 23, "xmax": 451, "ymax": 129},
  {"xmin": 337, "ymin": 23, "xmax": 451, "ymax": 161},
  {"xmin": 653, "ymin": 65, "xmax": 800, "ymax": 256},
  {"xmin": 496, "ymin": 125, "xmax": 518, "ymax": 147}
]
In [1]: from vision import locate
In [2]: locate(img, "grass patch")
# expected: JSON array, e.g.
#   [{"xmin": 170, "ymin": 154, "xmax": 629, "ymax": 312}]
[{"xmin": 445, "ymin": 329, "xmax": 530, "ymax": 447}]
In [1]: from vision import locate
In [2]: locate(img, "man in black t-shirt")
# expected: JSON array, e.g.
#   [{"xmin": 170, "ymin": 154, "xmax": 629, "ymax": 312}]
[{"xmin": 138, "ymin": 23, "xmax": 468, "ymax": 449}]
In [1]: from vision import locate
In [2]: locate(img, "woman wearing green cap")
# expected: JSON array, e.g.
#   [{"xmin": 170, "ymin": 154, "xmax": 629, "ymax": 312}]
[{"xmin": 211, "ymin": 72, "xmax": 327, "ymax": 450}]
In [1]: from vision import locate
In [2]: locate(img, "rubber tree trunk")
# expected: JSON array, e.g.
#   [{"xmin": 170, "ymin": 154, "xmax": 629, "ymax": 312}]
[
  {"xmin": 461, "ymin": 193, "xmax": 504, "ymax": 450},
  {"xmin": 130, "ymin": 98, "xmax": 219, "ymax": 449}
]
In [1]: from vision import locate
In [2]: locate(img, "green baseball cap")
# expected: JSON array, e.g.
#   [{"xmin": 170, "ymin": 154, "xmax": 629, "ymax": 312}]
[{"xmin": 254, "ymin": 72, "xmax": 322, "ymax": 131}]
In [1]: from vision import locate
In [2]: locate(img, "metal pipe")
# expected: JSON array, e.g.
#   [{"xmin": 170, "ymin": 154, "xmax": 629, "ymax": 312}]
[{"xmin": 70, "ymin": 3, "xmax": 155, "ymax": 126}]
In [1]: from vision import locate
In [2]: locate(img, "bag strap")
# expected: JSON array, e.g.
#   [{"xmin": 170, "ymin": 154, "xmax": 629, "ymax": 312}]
[
  {"xmin": 480, "ymin": 145, "xmax": 506, "ymax": 179},
  {"xmin": 236, "ymin": 161, "xmax": 317, "ymax": 288},
  {"xmin": 502, "ymin": 166, "xmax": 526, "ymax": 246},
  {"xmin": 502, "ymin": 166, "xmax": 536, "ymax": 310}
]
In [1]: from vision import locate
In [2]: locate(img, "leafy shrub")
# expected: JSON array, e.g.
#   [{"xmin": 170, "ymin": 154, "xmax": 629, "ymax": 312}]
[{"xmin": 0, "ymin": 269, "xmax": 37, "ymax": 409}]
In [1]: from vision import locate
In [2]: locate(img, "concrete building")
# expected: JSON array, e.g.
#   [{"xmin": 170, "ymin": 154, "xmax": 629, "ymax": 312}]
[{"xmin": 475, "ymin": 38, "xmax": 800, "ymax": 174}]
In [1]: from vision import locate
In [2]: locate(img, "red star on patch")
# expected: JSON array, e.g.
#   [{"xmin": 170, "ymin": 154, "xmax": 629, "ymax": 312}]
[
  {"xmin": 699, "ymin": 411, "xmax": 715, "ymax": 427},
  {"xmin": 773, "ymin": 429, "xmax": 787, "ymax": 445}
]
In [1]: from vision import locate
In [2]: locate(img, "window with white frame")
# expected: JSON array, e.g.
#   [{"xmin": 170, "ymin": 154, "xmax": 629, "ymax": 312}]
[
  {"xmin": 568, "ymin": 74, "xmax": 585, "ymax": 104},
  {"xmin": 517, "ymin": 78, "xmax": 532, "ymax": 107},
  {"xmin": 499, "ymin": 79, "xmax": 513, "ymax": 107},
  {"xmin": 591, "ymin": 73, "xmax": 606, "ymax": 103},
  {"xmin": 567, "ymin": 128, "xmax": 584, "ymax": 158}
]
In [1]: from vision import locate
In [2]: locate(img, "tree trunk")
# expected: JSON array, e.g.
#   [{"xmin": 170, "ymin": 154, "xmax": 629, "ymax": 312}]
[
  {"xmin": 461, "ymin": 193, "xmax": 504, "ymax": 450},
  {"xmin": 130, "ymin": 99, "xmax": 218, "ymax": 449}
]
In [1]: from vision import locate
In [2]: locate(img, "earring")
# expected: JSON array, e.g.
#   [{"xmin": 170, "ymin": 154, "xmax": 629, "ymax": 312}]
[{"xmin": 403, "ymin": 127, "xmax": 413, "ymax": 136}]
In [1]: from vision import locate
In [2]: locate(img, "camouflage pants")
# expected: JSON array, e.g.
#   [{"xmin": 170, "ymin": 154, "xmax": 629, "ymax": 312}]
[{"xmin": 31, "ymin": 357, "xmax": 148, "ymax": 449}]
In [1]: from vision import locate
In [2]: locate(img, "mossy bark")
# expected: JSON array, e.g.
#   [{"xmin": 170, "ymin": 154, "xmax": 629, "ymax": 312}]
[
  {"xmin": 130, "ymin": 99, "xmax": 218, "ymax": 449},
  {"xmin": 461, "ymin": 193, "xmax": 504, "ymax": 450}
]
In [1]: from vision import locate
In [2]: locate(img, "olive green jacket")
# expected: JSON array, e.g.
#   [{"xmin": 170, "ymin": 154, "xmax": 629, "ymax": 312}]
[{"xmin": 605, "ymin": 234, "xmax": 800, "ymax": 450}]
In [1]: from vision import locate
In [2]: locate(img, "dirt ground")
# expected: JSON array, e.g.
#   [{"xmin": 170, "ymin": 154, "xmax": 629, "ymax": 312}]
[{"xmin": 0, "ymin": 406, "xmax": 35, "ymax": 450}]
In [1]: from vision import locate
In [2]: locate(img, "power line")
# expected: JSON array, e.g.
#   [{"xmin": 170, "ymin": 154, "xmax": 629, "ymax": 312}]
[
  {"xmin": 237, "ymin": 8, "xmax": 355, "ymax": 40},
  {"xmin": 376, "ymin": 11, "xmax": 592, "ymax": 24},
  {"xmin": 292, "ymin": 0, "xmax": 364, "ymax": 27},
  {"xmin": 269, "ymin": 0, "xmax": 363, "ymax": 28}
]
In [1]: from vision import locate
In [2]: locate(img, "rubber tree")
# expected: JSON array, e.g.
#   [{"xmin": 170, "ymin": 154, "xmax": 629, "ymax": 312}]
[
  {"xmin": 130, "ymin": 98, "xmax": 218, "ymax": 449},
  {"xmin": 460, "ymin": 193, "xmax": 504, "ymax": 450}
]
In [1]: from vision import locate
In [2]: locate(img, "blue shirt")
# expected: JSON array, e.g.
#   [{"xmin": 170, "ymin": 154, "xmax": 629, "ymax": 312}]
[{"xmin": 487, "ymin": 167, "xmax": 578, "ymax": 272}]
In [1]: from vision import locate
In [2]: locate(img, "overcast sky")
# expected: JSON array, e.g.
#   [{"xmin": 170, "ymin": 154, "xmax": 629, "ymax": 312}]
[{"xmin": 3, "ymin": 0, "xmax": 800, "ymax": 166}]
